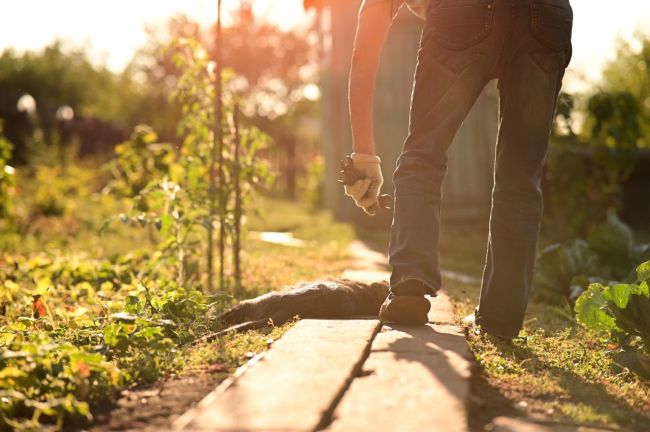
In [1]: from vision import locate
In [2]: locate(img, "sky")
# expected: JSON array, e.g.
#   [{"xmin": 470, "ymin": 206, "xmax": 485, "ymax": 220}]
[{"xmin": 1, "ymin": 0, "xmax": 649, "ymax": 91}]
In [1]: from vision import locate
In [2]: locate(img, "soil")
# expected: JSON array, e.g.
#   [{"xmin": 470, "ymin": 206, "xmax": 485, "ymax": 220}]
[{"xmin": 71, "ymin": 365, "xmax": 227, "ymax": 432}]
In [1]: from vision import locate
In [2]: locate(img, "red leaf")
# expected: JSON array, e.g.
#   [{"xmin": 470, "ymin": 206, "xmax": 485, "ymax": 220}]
[
  {"xmin": 76, "ymin": 361, "xmax": 91, "ymax": 378},
  {"xmin": 32, "ymin": 295, "xmax": 47, "ymax": 319}
]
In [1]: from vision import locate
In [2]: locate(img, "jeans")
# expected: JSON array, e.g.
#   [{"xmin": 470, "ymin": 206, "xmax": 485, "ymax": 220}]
[{"xmin": 388, "ymin": 0, "xmax": 573, "ymax": 338}]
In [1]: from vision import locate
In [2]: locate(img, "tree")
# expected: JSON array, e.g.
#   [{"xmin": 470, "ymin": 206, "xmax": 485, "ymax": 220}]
[{"xmin": 598, "ymin": 32, "xmax": 650, "ymax": 147}]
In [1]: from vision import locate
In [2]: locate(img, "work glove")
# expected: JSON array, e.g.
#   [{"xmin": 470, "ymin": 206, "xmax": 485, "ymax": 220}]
[{"xmin": 344, "ymin": 152, "xmax": 383, "ymax": 215}]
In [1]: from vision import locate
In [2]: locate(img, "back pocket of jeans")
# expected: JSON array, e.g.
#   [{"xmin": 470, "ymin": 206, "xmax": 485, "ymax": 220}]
[
  {"xmin": 431, "ymin": 1, "xmax": 495, "ymax": 50},
  {"xmin": 530, "ymin": 1, "xmax": 573, "ymax": 52}
]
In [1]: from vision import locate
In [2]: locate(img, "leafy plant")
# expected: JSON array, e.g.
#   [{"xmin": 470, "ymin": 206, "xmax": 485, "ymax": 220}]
[
  {"xmin": 586, "ymin": 208, "xmax": 637, "ymax": 279},
  {"xmin": 106, "ymin": 38, "xmax": 273, "ymax": 292},
  {"xmin": 104, "ymin": 125, "xmax": 176, "ymax": 198},
  {"xmin": 535, "ymin": 209, "xmax": 650, "ymax": 299},
  {"xmin": 0, "ymin": 122, "xmax": 15, "ymax": 219},
  {"xmin": 535, "ymin": 239, "xmax": 600, "ymax": 300},
  {"xmin": 575, "ymin": 261, "xmax": 650, "ymax": 377},
  {"xmin": 0, "ymin": 249, "xmax": 229, "ymax": 430}
]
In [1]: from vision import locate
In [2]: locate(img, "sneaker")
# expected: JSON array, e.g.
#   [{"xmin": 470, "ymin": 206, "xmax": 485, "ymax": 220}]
[{"xmin": 379, "ymin": 293, "xmax": 430, "ymax": 325}]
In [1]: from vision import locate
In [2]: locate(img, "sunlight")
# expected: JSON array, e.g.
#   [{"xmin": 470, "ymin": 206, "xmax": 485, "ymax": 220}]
[
  {"xmin": 0, "ymin": 0, "xmax": 310, "ymax": 72},
  {"xmin": 1, "ymin": 0, "xmax": 648, "ymax": 78}
]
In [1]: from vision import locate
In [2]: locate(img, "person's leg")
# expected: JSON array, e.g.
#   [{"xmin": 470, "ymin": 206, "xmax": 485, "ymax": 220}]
[
  {"xmin": 383, "ymin": 2, "xmax": 512, "ymax": 326},
  {"xmin": 388, "ymin": 1, "xmax": 499, "ymax": 298},
  {"xmin": 475, "ymin": 0, "xmax": 573, "ymax": 338}
]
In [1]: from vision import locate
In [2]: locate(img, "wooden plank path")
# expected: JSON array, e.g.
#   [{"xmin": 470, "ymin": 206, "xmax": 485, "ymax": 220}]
[
  {"xmin": 173, "ymin": 240, "xmax": 619, "ymax": 432},
  {"xmin": 175, "ymin": 296, "xmax": 474, "ymax": 430},
  {"xmin": 174, "ymin": 319, "xmax": 381, "ymax": 431},
  {"xmin": 174, "ymin": 240, "xmax": 476, "ymax": 431},
  {"xmin": 327, "ymin": 322, "xmax": 471, "ymax": 432}
]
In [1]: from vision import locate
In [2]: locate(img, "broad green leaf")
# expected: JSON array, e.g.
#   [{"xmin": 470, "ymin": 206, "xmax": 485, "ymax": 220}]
[
  {"xmin": 575, "ymin": 283, "xmax": 617, "ymax": 333},
  {"xmin": 637, "ymin": 261, "xmax": 650, "ymax": 282},
  {"xmin": 603, "ymin": 284, "xmax": 633, "ymax": 309},
  {"xmin": 159, "ymin": 213, "xmax": 173, "ymax": 238},
  {"xmin": 587, "ymin": 208, "xmax": 634, "ymax": 272},
  {"xmin": 134, "ymin": 326, "xmax": 164, "ymax": 340},
  {"xmin": 638, "ymin": 281, "xmax": 649, "ymax": 297},
  {"xmin": 0, "ymin": 366, "xmax": 27, "ymax": 380}
]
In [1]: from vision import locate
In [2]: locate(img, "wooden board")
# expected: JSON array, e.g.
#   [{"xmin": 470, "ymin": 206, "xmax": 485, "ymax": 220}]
[
  {"xmin": 327, "ymin": 322, "xmax": 473, "ymax": 432},
  {"xmin": 175, "ymin": 319, "xmax": 381, "ymax": 432}
]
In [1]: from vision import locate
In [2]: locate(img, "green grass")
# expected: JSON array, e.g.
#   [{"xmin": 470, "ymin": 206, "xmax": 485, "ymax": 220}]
[
  {"xmin": 437, "ymin": 224, "xmax": 650, "ymax": 431},
  {"xmin": 236, "ymin": 197, "xmax": 356, "ymax": 297},
  {"xmin": 182, "ymin": 320, "xmax": 295, "ymax": 377}
]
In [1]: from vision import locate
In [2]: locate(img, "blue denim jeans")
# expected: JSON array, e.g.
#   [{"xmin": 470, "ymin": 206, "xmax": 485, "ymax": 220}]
[{"xmin": 388, "ymin": 0, "xmax": 573, "ymax": 338}]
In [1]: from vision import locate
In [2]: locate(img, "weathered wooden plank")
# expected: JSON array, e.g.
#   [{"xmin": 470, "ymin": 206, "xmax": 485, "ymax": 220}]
[
  {"xmin": 327, "ymin": 322, "xmax": 473, "ymax": 432},
  {"xmin": 490, "ymin": 417, "xmax": 612, "ymax": 432},
  {"xmin": 429, "ymin": 292, "xmax": 457, "ymax": 325},
  {"xmin": 175, "ymin": 319, "xmax": 381, "ymax": 432}
]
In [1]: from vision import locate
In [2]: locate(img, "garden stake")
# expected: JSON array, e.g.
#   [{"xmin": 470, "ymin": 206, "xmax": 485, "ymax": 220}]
[
  {"xmin": 208, "ymin": 0, "xmax": 224, "ymax": 293},
  {"xmin": 233, "ymin": 103, "xmax": 242, "ymax": 293}
]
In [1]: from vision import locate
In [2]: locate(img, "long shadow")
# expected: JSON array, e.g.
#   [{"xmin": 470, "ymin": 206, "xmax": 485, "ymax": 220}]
[
  {"xmin": 383, "ymin": 323, "xmax": 472, "ymax": 403},
  {"xmin": 377, "ymin": 323, "xmax": 650, "ymax": 431},
  {"xmin": 371, "ymin": 322, "xmax": 513, "ymax": 431},
  {"xmin": 491, "ymin": 341, "xmax": 650, "ymax": 431}
]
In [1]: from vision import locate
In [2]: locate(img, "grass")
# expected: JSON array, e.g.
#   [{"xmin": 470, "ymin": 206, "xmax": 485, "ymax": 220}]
[
  {"xmin": 182, "ymin": 320, "xmax": 295, "ymax": 378},
  {"xmin": 434, "ymin": 223, "xmax": 650, "ymax": 431},
  {"xmin": 242, "ymin": 197, "xmax": 356, "ymax": 296}
]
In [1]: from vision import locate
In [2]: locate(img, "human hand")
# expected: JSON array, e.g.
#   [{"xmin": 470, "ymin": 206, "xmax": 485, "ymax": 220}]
[{"xmin": 343, "ymin": 153, "xmax": 384, "ymax": 215}]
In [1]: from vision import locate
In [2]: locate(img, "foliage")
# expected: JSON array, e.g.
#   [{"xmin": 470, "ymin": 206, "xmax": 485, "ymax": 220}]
[
  {"xmin": 600, "ymin": 31, "xmax": 650, "ymax": 146},
  {"xmin": 0, "ymin": 194, "xmax": 356, "ymax": 430},
  {"xmin": 0, "ymin": 123, "xmax": 15, "ymax": 218},
  {"xmin": 575, "ymin": 261, "xmax": 650, "ymax": 377},
  {"xmin": 304, "ymin": 156, "xmax": 325, "ymax": 211},
  {"xmin": 546, "ymin": 91, "xmax": 644, "ymax": 238},
  {"xmin": 0, "ymin": 250, "xmax": 223, "ymax": 430},
  {"xmin": 0, "ymin": 42, "xmax": 137, "ymax": 124},
  {"xmin": 30, "ymin": 164, "xmax": 95, "ymax": 218},
  {"xmin": 104, "ymin": 125, "xmax": 176, "ymax": 198},
  {"xmin": 442, "ymin": 229, "xmax": 650, "ymax": 429},
  {"xmin": 535, "ymin": 209, "xmax": 650, "ymax": 299},
  {"xmin": 106, "ymin": 38, "xmax": 273, "ymax": 291},
  {"xmin": 534, "ymin": 239, "xmax": 600, "ymax": 300},
  {"xmin": 546, "ymin": 32, "xmax": 650, "ymax": 238}
]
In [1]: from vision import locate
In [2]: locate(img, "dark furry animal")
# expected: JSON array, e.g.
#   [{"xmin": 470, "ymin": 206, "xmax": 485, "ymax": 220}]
[{"xmin": 218, "ymin": 279, "xmax": 390, "ymax": 326}]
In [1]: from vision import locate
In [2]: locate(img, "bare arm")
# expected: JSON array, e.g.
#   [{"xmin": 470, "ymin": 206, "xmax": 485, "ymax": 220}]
[{"xmin": 349, "ymin": 2, "xmax": 394, "ymax": 156}]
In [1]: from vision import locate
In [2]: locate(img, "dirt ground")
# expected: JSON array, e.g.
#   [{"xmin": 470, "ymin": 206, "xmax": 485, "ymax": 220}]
[{"xmin": 75, "ymin": 366, "xmax": 227, "ymax": 432}]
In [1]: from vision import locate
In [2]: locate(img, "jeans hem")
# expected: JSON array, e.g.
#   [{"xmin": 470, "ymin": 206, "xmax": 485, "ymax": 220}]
[
  {"xmin": 474, "ymin": 309, "xmax": 520, "ymax": 340},
  {"xmin": 390, "ymin": 276, "xmax": 439, "ymax": 297}
]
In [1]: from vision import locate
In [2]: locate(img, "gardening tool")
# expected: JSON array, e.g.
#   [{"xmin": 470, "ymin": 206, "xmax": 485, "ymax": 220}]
[{"xmin": 338, "ymin": 155, "xmax": 393, "ymax": 215}]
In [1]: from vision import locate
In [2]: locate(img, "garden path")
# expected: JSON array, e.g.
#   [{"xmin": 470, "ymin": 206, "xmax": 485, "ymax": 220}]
[{"xmin": 173, "ymin": 241, "xmax": 603, "ymax": 432}]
